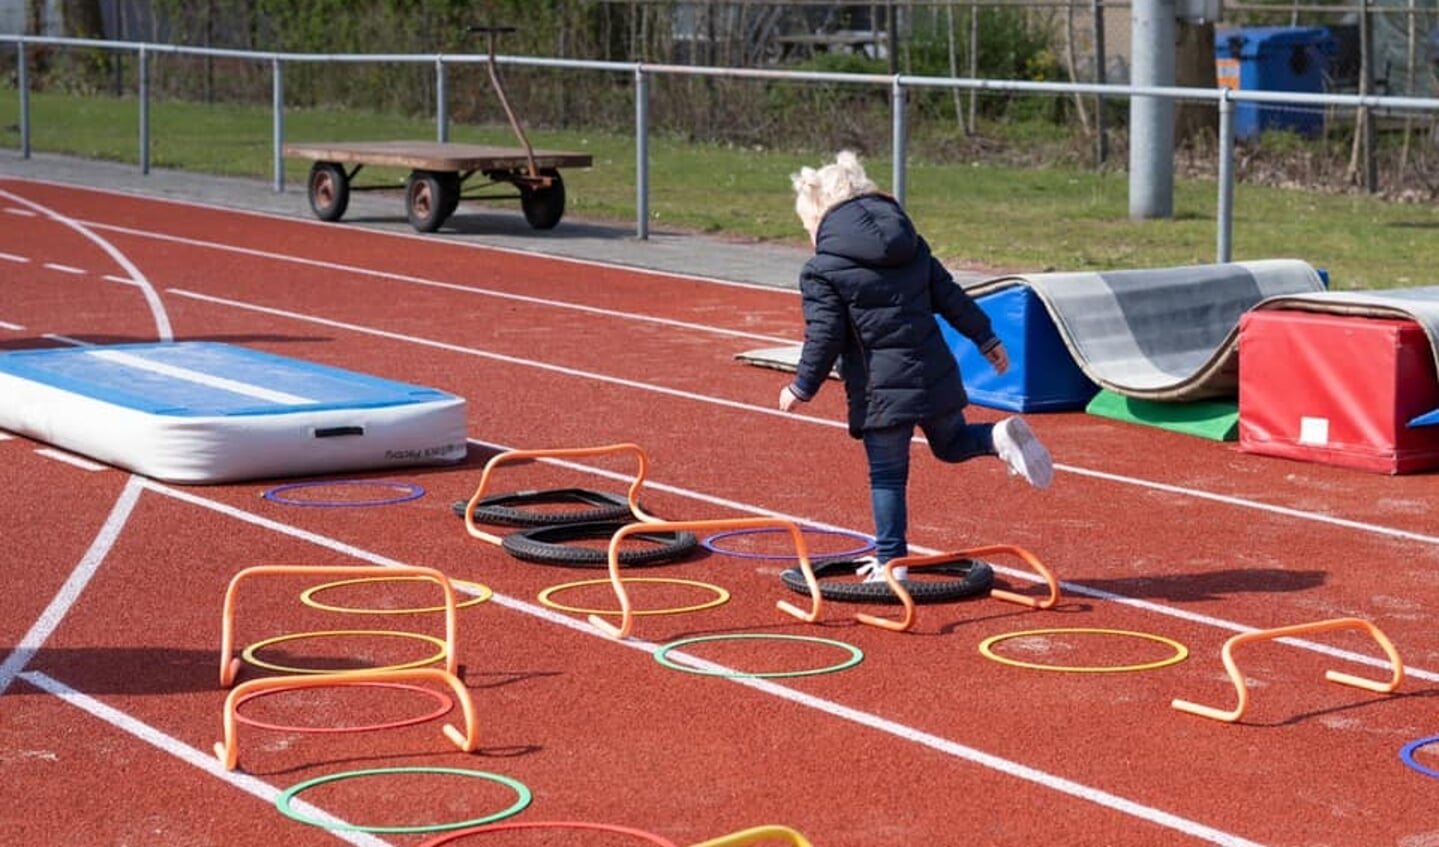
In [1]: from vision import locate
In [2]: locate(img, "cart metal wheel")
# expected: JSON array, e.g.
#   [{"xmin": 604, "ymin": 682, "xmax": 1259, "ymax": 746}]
[
  {"xmin": 307, "ymin": 161, "xmax": 350, "ymax": 222},
  {"xmin": 520, "ymin": 168, "xmax": 566, "ymax": 230},
  {"xmin": 405, "ymin": 170, "xmax": 456, "ymax": 232}
]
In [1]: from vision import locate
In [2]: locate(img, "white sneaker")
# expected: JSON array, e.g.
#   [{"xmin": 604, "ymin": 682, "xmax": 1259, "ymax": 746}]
[
  {"xmin": 856, "ymin": 557, "xmax": 909, "ymax": 583},
  {"xmin": 993, "ymin": 417, "xmax": 1054, "ymax": 489}
]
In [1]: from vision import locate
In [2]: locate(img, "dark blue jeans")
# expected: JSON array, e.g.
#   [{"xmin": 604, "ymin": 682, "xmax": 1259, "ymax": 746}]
[{"xmin": 862, "ymin": 409, "xmax": 996, "ymax": 564}]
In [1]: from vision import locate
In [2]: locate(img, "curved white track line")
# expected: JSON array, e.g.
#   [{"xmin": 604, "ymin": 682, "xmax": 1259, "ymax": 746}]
[
  {"xmin": 0, "ymin": 185, "xmax": 174, "ymax": 694},
  {"xmin": 2, "ymin": 175, "xmax": 801, "ymax": 295},
  {"xmin": 0, "ymin": 476, "xmax": 144, "ymax": 696},
  {"xmin": 0, "ymin": 189, "xmax": 173, "ymax": 341},
  {"xmin": 87, "ymin": 221, "xmax": 797, "ymax": 345}
]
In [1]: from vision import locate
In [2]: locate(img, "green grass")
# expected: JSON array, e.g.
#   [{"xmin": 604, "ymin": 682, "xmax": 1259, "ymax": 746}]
[{"xmin": 3, "ymin": 88, "xmax": 1436, "ymax": 290}]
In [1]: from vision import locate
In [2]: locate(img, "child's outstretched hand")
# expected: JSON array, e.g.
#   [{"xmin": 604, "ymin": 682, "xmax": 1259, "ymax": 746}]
[
  {"xmin": 984, "ymin": 342, "xmax": 1010, "ymax": 375},
  {"xmin": 778, "ymin": 385, "xmax": 804, "ymax": 412}
]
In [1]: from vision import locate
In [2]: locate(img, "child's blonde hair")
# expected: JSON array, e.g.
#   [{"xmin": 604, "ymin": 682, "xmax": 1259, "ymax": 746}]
[{"xmin": 791, "ymin": 150, "xmax": 877, "ymax": 239}]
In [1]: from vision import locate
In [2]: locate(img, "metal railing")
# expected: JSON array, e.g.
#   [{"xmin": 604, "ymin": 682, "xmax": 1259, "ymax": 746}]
[{"xmin": 5, "ymin": 34, "xmax": 1439, "ymax": 262}]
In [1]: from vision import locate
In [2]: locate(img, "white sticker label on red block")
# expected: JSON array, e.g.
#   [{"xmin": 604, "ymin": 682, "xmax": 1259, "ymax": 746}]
[{"xmin": 1299, "ymin": 416, "xmax": 1330, "ymax": 445}]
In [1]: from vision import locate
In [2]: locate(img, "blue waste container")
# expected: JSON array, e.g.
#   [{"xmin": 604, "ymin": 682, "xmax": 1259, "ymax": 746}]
[{"xmin": 1215, "ymin": 26, "xmax": 1335, "ymax": 140}]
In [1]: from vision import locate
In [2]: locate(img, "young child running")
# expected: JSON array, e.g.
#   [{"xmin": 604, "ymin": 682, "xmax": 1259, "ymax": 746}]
[{"xmin": 777, "ymin": 151, "xmax": 1053, "ymax": 582}]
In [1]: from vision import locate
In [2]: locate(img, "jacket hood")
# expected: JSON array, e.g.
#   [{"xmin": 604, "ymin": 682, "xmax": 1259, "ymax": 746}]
[{"xmin": 814, "ymin": 193, "xmax": 918, "ymax": 268}]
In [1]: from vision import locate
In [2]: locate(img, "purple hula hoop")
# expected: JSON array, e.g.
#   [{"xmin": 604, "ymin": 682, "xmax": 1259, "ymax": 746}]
[
  {"xmin": 700, "ymin": 526, "xmax": 875, "ymax": 561},
  {"xmin": 262, "ymin": 479, "xmax": 426, "ymax": 508}
]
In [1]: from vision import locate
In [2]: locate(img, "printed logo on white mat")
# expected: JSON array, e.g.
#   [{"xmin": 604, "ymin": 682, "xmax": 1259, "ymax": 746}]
[{"xmin": 1298, "ymin": 416, "xmax": 1330, "ymax": 446}]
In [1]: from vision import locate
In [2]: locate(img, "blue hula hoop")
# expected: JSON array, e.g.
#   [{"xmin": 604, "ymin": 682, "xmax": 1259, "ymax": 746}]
[
  {"xmin": 700, "ymin": 526, "xmax": 875, "ymax": 561},
  {"xmin": 263, "ymin": 479, "xmax": 426, "ymax": 508},
  {"xmin": 1400, "ymin": 735, "xmax": 1439, "ymax": 780}
]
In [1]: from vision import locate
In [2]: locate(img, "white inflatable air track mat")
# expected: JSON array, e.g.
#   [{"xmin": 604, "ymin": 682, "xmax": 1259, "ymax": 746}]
[{"xmin": 0, "ymin": 341, "xmax": 469, "ymax": 484}]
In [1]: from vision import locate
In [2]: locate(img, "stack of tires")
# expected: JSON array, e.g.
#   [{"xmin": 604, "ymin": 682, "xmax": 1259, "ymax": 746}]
[{"xmin": 453, "ymin": 488, "xmax": 698, "ymax": 567}]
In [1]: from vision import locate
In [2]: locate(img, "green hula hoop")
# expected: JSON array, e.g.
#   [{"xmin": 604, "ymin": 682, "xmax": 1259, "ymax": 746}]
[
  {"xmin": 654, "ymin": 633, "xmax": 864, "ymax": 679},
  {"xmin": 276, "ymin": 766, "xmax": 531, "ymax": 834}
]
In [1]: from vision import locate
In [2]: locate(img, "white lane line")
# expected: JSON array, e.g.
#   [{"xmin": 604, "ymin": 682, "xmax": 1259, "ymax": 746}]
[
  {"xmin": 15, "ymin": 672, "xmax": 394, "ymax": 847},
  {"xmin": 42, "ymin": 262, "xmax": 86, "ymax": 275},
  {"xmin": 172, "ymin": 287, "xmax": 1439, "ymax": 555},
  {"xmin": 0, "ymin": 319, "xmax": 24, "ymax": 331},
  {"xmin": 44, "ymin": 333, "xmax": 92, "ymax": 346},
  {"xmin": 0, "ymin": 432, "xmax": 14, "ymax": 440},
  {"xmin": 3, "ymin": 207, "xmax": 38, "ymax": 217},
  {"xmin": 139, "ymin": 476, "xmax": 1261, "ymax": 847},
  {"xmin": 34, "ymin": 180, "xmax": 795, "ymax": 295},
  {"xmin": 1064, "ymin": 464, "xmax": 1439, "ymax": 546},
  {"xmin": 86, "ymin": 348, "xmax": 316, "ymax": 405},
  {"xmin": 487, "ymin": 441, "xmax": 1439, "ymax": 684},
  {"xmin": 0, "ymin": 476, "xmax": 143, "ymax": 696},
  {"xmin": 0, "ymin": 251, "xmax": 31, "ymax": 262},
  {"xmin": 0, "ymin": 189, "xmax": 172, "ymax": 342},
  {"xmin": 172, "ymin": 287, "xmax": 799, "ymax": 421},
  {"xmin": 91, "ymin": 221, "xmax": 798, "ymax": 345},
  {"xmin": 33, "ymin": 447, "xmax": 108, "ymax": 471}
]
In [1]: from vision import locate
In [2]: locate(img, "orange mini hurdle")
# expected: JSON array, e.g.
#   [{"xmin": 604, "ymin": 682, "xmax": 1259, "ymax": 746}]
[
  {"xmin": 215, "ymin": 667, "xmax": 479, "ymax": 771},
  {"xmin": 589, "ymin": 516, "xmax": 825, "ymax": 640},
  {"xmin": 462, "ymin": 443, "xmax": 659, "ymax": 545},
  {"xmin": 1171, "ymin": 616, "xmax": 1405, "ymax": 723},
  {"xmin": 855, "ymin": 544, "xmax": 1060, "ymax": 632},
  {"xmin": 218, "ymin": 564, "xmax": 460, "ymax": 687}
]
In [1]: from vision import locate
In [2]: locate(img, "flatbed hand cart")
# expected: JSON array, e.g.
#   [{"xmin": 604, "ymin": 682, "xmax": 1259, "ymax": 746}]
[
  {"xmin": 284, "ymin": 141, "xmax": 592, "ymax": 232},
  {"xmin": 283, "ymin": 25, "xmax": 593, "ymax": 234}
]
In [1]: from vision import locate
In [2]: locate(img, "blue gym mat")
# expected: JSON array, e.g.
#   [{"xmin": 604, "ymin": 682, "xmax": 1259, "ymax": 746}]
[
  {"xmin": 0, "ymin": 341, "xmax": 455, "ymax": 416},
  {"xmin": 0, "ymin": 341, "xmax": 469, "ymax": 483}
]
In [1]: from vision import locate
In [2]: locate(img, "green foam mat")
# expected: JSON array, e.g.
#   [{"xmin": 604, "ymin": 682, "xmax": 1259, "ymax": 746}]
[{"xmin": 1085, "ymin": 389, "xmax": 1239, "ymax": 442}]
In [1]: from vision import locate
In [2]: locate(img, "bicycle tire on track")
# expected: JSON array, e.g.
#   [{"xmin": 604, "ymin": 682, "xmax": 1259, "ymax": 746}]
[
  {"xmin": 452, "ymin": 488, "xmax": 636, "ymax": 527},
  {"xmin": 779, "ymin": 556, "xmax": 994, "ymax": 604},
  {"xmin": 500, "ymin": 520, "xmax": 699, "ymax": 568}
]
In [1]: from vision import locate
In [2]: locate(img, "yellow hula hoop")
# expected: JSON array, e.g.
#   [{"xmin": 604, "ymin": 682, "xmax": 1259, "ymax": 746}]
[
  {"xmin": 538, "ymin": 577, "xmax": 731, "ymax": 617},
  {"xmin": 300, "ymin": 576, "xmax": 492, "ymax": 614},
  {"xmin": 241, "ymin": 629, "xmax": 448, "ymax": 675},
  {"xmin": 978, "ymin": 627, "xmax": 1189, "ymax": 673}
]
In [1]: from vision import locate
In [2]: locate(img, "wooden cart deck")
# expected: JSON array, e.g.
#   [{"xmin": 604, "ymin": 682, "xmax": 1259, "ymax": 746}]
[
  {"xmin": 283, "ymin": 141, "xmax": 593, "ymax": 233},
  {"xmin": 282, "ymin": 141, "xmax": 593, "ymax": 173}
]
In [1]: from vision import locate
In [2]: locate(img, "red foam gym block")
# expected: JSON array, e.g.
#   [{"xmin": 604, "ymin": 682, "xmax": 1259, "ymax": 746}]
[{"xmin": 1238, "ymin": 310, "xmax": 1439, "ymax": 475}]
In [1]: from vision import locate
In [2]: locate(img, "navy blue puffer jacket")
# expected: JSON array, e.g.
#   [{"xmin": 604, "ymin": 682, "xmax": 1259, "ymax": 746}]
[{"xmin": 787, "ymin": 193, "xmax": 998, "ymax": 438}]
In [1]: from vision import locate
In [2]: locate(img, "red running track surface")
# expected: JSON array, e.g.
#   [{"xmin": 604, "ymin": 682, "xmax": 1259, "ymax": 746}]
[{"xmin": 1, "ymin": 178, "xmax": 1437, "ymax": 847}]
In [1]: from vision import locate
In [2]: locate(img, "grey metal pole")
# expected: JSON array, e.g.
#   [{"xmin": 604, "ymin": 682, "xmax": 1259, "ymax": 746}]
[
  {"xmin": 1216, "ymin": 89, "xmax": 1235, "ymax": 263},
  {"xmin": 891, "ymin": 76, "xmax": 907, "ymax": 205},
  {"xmin": 272, "ymin": 58, "xmax": 284, "ymax": 193},
  {"xmin": 635, "ymin": 67, "xmax": 649, "ymax": 240},
  {"xmin": 138, "ymin": 44, "xmax": 150, "ymax": 175},
  {"xmin": 1093, "ymin": 0, "xmax": 1108, "ymax": 164},
  {"xmin": 1359, "ymin": 0, "xmax": 1378, "ymax": 192},
  {"xmin": 1128, "ymin": 0, "xmax": 1175, "ymax": 219},
  {"xmin": 436, "ymin": 56, "xmax": 448, "ymax": 142},
  {"xmin": 17, "ymin": 41, "xmax": 30, "ymax": 159},
  {"xmin": 967, "ymin": 5, "xmax": 978, "ymax": 133}
]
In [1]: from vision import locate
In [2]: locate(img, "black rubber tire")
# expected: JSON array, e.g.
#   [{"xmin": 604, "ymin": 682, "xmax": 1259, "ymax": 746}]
[
  {"xmin": 406, "ymin": 170, "xmax": 455, "ymax": 232},
  {"xmin": 438, "ymin": 172, "xmax": 462, "ymax": 221},
  {"xmin": 779, "ymin": 556, "xmax": 995, "ymax": 605},
  {"xmin": 451, "ymin": 488, "xmax": 635, "ymax": 527},
  {"xmin": 500, "ymin": 521, "xmax": 698, "ymax": 568},
  {"xmin": 307, "ymin": 162, "xmax": 350, "ymax": 222},
  {"xmin": 520, "ymin": 168, "xmax": 565, "ymax": 230}
]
